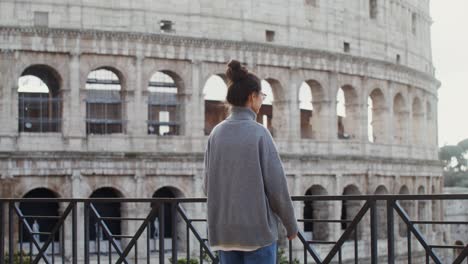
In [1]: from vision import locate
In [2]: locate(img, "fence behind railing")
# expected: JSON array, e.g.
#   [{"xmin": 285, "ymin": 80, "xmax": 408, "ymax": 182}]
[{"xmin": 0, "ymin": 195, "xmax": 467, "ymax": 264}]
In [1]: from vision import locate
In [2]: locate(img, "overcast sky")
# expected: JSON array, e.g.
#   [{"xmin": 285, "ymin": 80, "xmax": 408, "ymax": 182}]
[{"xmin": 431, "ymin": 0, "xmax": 468, "ymax": 146}]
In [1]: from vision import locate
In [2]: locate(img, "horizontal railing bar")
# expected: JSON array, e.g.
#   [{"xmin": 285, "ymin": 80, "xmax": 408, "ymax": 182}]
[
  {"xmin": 99, "ymin": 217, "xmax": 146, "ymax": 221},
  {"xmin": 5, "ymin": 194, "xmax": 468, "ymax": 202},
  {"xmin": 308, "ymin": 240, "xmax": 337, "ymax": 245},
  {"xmin": 292, "ymin": 194, "xmax": 468, "ymax": 201},
  {"xmin": 4, "ymin": 198, "xmax": 208, "ymax": 202},
  {"xmin": 298, "ymin": 219, "xmax": 352, "ymax": 223},
  {"xmin": 109, "ymin": 235, "xmax": 134, "ymax": 239},
  {"xmin": 21, "ymin": 215, "xmax": 62, "ymax": 219},
  {"xmin": 31, "ymin": 232, "xmax": 51, "ymax": 235},
  {"xmin": 412, "ymin": 220, "xmax": 468, "ymax": 225},
  {"xmin": 188, "ymin": 219, "xmax": 207, "ymax": 222},
  {"xmin": 429, "ymin": 245, "xmax": 466, "ymax": 249}
]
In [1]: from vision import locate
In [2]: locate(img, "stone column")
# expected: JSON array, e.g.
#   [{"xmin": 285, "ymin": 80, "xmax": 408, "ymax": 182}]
[
  {"xmin": 311, "ymin": 99, "xmax": 331, "ymax": 141},
  {"xmin": 65, "ymin": 52, "xmax": 85, "ymax": 150},
  {"xmin": 70, "ymin": 170, "xmax": 85, "ymax": 262},
  {"xmin": 131, "ymin": 55, "xmax": 147, "ymax": 138},
  {"xmin": 272, "ymin": 100, "xmax": 293, "ymax": 139},
  {"xmin": 326, "ymin": 72, "xmax": 339, "ymax": 142},
  {"xmin": 331, "ymin": 173, "xmax": 343, "ymax": 241},
  {"xmin": 187, "ymin": 60, "xmax": 204, "ymax": 137},
  {"xmin": 288, "ymin": 69, "xmax": 302, "ymax": 140},
  {"xmin": 359, "ymin": 77, "xmax": 370, "ymax": 143},
  {"xmin": 0, "ymin": 51, "xmax": 18, "ymax": 149}
]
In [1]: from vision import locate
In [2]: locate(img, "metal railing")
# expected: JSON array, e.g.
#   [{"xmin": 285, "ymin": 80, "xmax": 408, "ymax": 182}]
[{"xmin": 0, "ymin": 194, "xmax": 467, "ymax": 264}]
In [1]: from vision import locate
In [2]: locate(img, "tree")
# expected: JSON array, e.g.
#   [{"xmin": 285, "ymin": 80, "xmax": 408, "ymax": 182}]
[
  {"xmin": 439, "ymin": 138, "xmax": 468, "ymax": 171},
  {"xmin": 440, "ymin": 138, "xmax": 468, "ymax": 187}
]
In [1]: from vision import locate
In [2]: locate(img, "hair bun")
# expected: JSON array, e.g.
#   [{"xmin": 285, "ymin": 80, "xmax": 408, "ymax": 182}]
[{"xmin": 226, "ymin": 59, "xmax": 248, "ymax": 82}]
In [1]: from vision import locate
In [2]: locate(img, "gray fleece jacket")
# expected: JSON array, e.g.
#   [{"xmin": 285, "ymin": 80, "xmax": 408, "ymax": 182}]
[{"xmin": 203, "ymin": 106, "xmax": 298, "ymax": 248}]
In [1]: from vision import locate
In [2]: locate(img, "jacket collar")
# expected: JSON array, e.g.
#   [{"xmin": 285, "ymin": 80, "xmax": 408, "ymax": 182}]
[{"xmin": 228, "ymin": 106, "xmax": 257, "ymax": 121}]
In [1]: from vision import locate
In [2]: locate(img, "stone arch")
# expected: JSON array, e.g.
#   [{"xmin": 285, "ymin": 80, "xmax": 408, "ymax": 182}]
[
  {"xmin": 337, "ymin": 85, "xmax": 359, "ymax": 139},
  {"xmin": 89, "ymin": 187, "xmax": 123, "ymax": 253},
  {"xmin": 374, "ymin": 185, "xmax": 389, "ymax": 239},
  {"xmin": 398, "ymin": 185, "xmax": 411, "ymax": 237},
  {"xmin": 149, "ymin": 186, "xmax": 186, "ymax": 252},
  {"xmin": 368, "ymin": 88, "xmax": 386, "ymax": 143},
  {"xmin": 18, "ymin": 64, "xmax": 62, "ymax": 133},
  {"xmin": 341, "ymin": 184, "xmax": 362, "ymax": 239},
  {"xmin": 303, "ymin": 185, "xmax": 329, "ymax": 240},
  {"xmin": 147, "ymin": 71, "xmax": 182, "ymax": 136},
  {"xmin": 85, "ymin": 67, "xmax": 125, "ymax": 134},
  {"xmin": 412, "ymin": 97, "xmax": 424, "ymax": 145},
  {"xmin": 299, "ymin": 80, "xmax": 325, "ymax": 139},
  {"xmin": 203, "ymin": 74, "xmax": 228, "ymax": 135},
  {"xmin": 19, "ymin": 188, "xmax": 60, "ymax": 243},
  {"xmin": 393, "ymin": 93, "xmax": 408, "ymax": 144}
]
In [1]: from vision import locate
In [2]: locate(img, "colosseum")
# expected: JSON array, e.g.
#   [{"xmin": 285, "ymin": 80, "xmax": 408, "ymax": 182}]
[{"xmin": 0, "ymin": 0, "xmax": 445, "ymax": 262}]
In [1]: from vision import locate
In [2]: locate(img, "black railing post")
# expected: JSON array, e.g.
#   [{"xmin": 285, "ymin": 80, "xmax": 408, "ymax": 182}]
[
  {"xmin": 72, "ymin": 202, "xmax": 77, "ymax": 264},
  {"xmin": 171, "ymin": 202, "xmax": 178, "ymax": 263},
  {"xmin": 370, "ymin": 199, "xmax": 378, "ymax": 264},
  {"xmin": 159, "ymin": 202, "xmax": 165, "ymax": 264},
  {"xmin": 387, "ymin": 199, "xmax": 395, "ymax": 264},
  {"xmin": 84, "ymin": 202, "xmax": 90, "ymax": 264},
  {"xmin": 9, "ymin": 202, "xmax": 14, "ymax": 264},
  {"xmin": 0, "ymin": 201, "xmax": 4, "ymax": 264},
  {"xmin": 186, "ymin": 222, "xmax": 190, "ymax": 262},
  {"xmin": 407, "ymin": 228, "xmax": 412, "ymax": 264}
]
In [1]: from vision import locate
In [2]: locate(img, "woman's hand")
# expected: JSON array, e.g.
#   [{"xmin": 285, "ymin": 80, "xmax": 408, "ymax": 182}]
[{"xmin": 287, "ymin": 232, "xmax": 297, "ymax": 240}]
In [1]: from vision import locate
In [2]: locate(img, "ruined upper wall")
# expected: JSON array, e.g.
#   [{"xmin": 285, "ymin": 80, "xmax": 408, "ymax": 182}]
[{"xmin": 0, "ymin": 0, "xmax": 433, "ymax": 75}]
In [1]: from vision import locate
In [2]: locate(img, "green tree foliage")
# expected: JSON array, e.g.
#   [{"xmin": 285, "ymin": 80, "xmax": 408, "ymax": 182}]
[
  {"xmin": 5, "ymin": 251, "xmax": 31, "ymax": 264},
  {"xmin": 440, "ymin": 138, "xmax": 468, "ymax": 187},
  {"xmin": 439, "ymin": 139, "xmax": 468, "ymax": 171}
]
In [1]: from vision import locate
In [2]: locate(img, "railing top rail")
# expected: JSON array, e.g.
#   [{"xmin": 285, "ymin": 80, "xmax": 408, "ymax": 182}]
[
  {"xmin": 292, "ymin": 194, "xmax": 468, "ymax": 201},
  {"xmin": 0, "ymin": 193, "xmax": 467, "ymax": 202}
]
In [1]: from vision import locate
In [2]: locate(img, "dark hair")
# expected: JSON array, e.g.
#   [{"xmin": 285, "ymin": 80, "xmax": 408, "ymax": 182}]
[{"xmin": 225, "ymin": 60, "xmax": 261, "ymax": 106}]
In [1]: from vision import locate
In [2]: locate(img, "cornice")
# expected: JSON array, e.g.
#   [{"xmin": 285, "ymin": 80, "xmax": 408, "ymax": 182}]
[{"xmin": 0, "ymin": 26, "xmax": 440, "ymax": 87}]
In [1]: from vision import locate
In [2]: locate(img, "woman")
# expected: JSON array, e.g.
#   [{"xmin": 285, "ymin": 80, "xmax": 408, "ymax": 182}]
[{"xmin": 203, "ymin": 60, "xmax": 298, "ymax": 264}]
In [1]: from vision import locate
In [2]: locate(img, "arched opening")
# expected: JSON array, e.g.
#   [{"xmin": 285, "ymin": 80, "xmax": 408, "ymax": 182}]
[
  {"xmin": 203, "ymin": 74, "xmax": 228, "ymax": 135},
  {"xmin": 20, "ymin": 188, "xmax": 60, "ymax": 243},
  {"xmin": 368, "ymin": 89, "xmax": 385, "ymax": 143},
  {"xmin": 337, "ymin": 85, "xmax": 358, "ymax": 139},
  {"xmin": 147, "ymin": 71, "xmax": 181, "ymax": 136},
  {"xmin": 412, "ymin": 97, "xmax": 424, "ymax": 145},
  {"xmin": 417, "ymin": 186, "xmax": 426, "ymax": 233},
  {"xmin": 89, "ymin": 187, "xmax": 122, "ymax": 254},
  {"xmin": 398, "ymin": 185, "xmax": 411, "ymax": 237},
  {"xmin": 303, "ymin": 185, "xmax": 329, "ymax": 240},
  {"xmin": 85, "ymin": 68, "xmax": 124, "ymax": 134},
  {"xmin": 393, "ymin": 93, "xmax": 407, "ymax": 144},
  {"xmin": 150, "ymin": 187, "xmax": 183, "ymax": 252},
  {"xmin": 18, "ymin": 65, "xmax": 62, "ymax": 133},
  {"xmin": 256, "ymin": 80, "xmax": 275, "ymax": 135},
  {"xmin": 341, "ymin": 185, "xmax": 362, "ymax": 239},
  {"xmin": 374, "ymin": 185, "xmax": 389, "ymax": 239},
  {"xmin": 299, "ymin": 80, "xmax": 324, "ymax": 139}
]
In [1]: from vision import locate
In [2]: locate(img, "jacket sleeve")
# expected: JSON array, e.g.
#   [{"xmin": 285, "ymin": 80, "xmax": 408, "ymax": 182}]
[
  {"xmin": 203, "ymin": 138, "xmax": 210, "ymax": 196},
  {"xmin": 259, "ymin": 131, "xmax": 298, "ymax": 237}
]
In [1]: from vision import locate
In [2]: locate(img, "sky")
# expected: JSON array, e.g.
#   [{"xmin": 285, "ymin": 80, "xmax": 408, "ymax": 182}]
[{"xmin": 431, "ymin": 0, "xmax": 468, "ymax": 146}]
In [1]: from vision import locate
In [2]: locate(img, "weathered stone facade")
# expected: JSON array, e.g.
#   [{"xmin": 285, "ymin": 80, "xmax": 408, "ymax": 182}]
[{"xmin": 0, "ymin": 0, "xmax": 444, "ymax": 262}]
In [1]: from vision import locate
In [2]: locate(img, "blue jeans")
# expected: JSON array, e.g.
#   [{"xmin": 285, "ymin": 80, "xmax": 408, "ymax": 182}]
[{"xmin": 218, "ymin": 242, "xmax": 277, "ymax": 264}]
